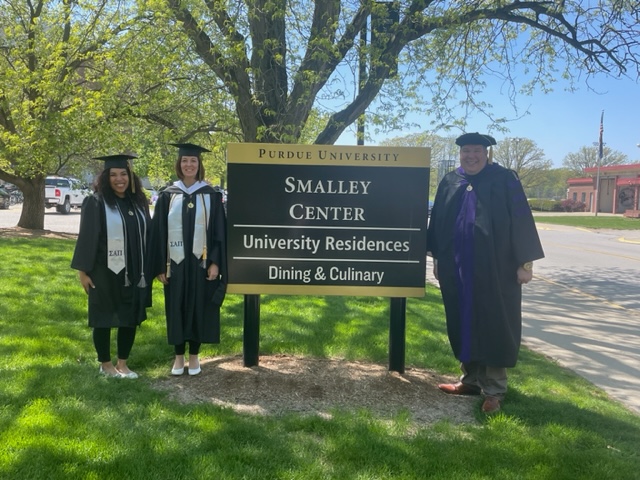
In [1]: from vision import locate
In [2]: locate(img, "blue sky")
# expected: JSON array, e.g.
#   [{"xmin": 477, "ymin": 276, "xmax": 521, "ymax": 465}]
[
  {"xmin": 338, "ymin": 74, "xmax": 640, "ymax": 168},
  {"xmin": 480, "ymin": 74, "xmax": 640, "ymax": 167}
]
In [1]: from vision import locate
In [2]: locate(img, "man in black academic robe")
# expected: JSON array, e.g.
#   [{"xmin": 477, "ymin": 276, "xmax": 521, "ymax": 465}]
[{"xmin": 427, "ymin": 132, "xmax": 544, "ymax": 413}]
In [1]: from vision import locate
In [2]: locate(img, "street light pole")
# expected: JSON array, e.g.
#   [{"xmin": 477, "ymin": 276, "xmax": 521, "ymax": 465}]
[
  {"xmin": 594, "ymin": 111, "xmax": 604, "ymax": 217},
  {"xmin": 590, "ymin": 141, "xmax": 604, "ymax": 217},
  {"xmin": 594, "ymin": 156, "xmax": 601, "ymax": 217}
]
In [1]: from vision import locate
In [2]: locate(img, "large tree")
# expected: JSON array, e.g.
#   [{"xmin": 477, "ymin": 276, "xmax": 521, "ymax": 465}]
[
  {"xmin": 0, "ymin": 1, "xmax": 238, "ymax": 229},
  {"xmin": 562, "ymin": 145, "xmax": 629, "ymax": 175},
  {"xmin": 165, "ymin": 0, "xmax": 640, "ymax": 146},
  {"xmin": 381, "ymin": 132, "xmax": 457, "ymax": 195},
  {"xmin": 0, "ymin": 0, "xmax": 153, "ymax": 229},
  {"xmin": 532, "ymin": 167, "xmax": 574, "ymax": 200},
  {"xmin": 493, "ymin": 137, "xmax": 551, "ymax": 191}
]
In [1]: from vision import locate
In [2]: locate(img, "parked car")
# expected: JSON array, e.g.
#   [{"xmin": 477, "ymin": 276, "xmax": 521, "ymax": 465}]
[
  {"xmin": 45, "ymin": 176, "xmax": 91, "ymax": 214},
  {"xmin": 0, "ymin": 187, "xmax": 10, "ymax": 209}
]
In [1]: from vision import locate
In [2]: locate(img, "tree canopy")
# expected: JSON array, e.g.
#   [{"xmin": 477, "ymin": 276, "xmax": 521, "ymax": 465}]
[
  {"xmin": 168, "ymin": 0, "xmax": 640, "ymax": 144},
  {"xmin": 493, "ymin": 137, "xmax": 551, "ymax": 191},
  {"xmin": 0, "ymin": 0, "xmax": 231, "ymax": 228},
  {"xmin": 1, "ymin": 0, "xmax": 639, "ymax": 229},
  {"xmin": 562, "ymin": 145, "xmax": 629, "ymax": 175}
]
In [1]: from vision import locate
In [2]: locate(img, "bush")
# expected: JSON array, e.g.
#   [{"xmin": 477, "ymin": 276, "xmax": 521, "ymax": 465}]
[
  {"xmin": 529, "ymin": 198, "xmax": 562, "ymax": 212},
  {"xmin": 559, "ymin": 198, "xmax": 586, "ymax": 212}
]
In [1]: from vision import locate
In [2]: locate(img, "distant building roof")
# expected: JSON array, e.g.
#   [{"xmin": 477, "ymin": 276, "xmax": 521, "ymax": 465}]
[
  {"xmin": 567, "ymin": 177, "xmax": 594, "ymax": 185},
  {"xmin": 583, "ymin": 163, "xmax": 640, "ymax": 175}
]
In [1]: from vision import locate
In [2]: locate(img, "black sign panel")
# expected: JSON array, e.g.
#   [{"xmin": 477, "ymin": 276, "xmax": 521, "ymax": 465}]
[{"xmin": 226, "ymin": 144, "xmax": 430, "ymax": 297}]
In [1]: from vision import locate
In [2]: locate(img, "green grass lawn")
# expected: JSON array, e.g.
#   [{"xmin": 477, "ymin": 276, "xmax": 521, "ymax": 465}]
[
  {"xmin": 533, "ymin": 214, "xmax": 640, "ymax": 230},
  {"xmin": 1, "ymin": 236, "xmax": 639, "ymax": 479}
]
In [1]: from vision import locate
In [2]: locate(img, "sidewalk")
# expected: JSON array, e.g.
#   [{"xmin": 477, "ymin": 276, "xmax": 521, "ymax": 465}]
[
  {"xmin": 425, "ymin": 260, "xmax": 640, "ymax": 415},
  {"xmin": 522, "ymin": 276, "xmax": 640, "ymax": 414}
]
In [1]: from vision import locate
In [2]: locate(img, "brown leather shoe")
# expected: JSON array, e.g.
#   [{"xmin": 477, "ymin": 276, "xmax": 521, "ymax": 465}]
[
  {"xmin": 438, "ymin": 382, "xmax": 481, "ymax": 395},
  {"xmin": 481, "ymin": 396, "xmax": 502, "ymax": 413}
]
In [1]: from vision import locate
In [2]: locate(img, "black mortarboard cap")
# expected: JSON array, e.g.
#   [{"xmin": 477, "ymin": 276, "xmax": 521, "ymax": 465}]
[
  {"xmin": 93, "ymin": 153, "xmax": 138, "ymax": 169},
  {"xmin": 170, "ymin": 143, "xmax": 211, "ymax": 156},
  {"xmin": 455, "ymin": 133, "xmax": 497, "ymax": 147}
]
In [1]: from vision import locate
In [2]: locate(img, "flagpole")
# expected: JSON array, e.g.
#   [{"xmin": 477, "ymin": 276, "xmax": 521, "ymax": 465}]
[{"xmin": 594, "ymin": 110, "xmax": 604, "ymax": 217}]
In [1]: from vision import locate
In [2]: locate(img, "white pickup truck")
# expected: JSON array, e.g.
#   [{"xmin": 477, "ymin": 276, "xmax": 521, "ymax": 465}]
[{"xmin": 45, "ymin": 176, "xmax": 91, "ymax": 214}]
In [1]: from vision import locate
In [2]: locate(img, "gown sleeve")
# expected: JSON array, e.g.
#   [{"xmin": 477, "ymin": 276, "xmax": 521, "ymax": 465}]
[
  {"xmin": 505, "ymin": 170, "xmax": 545, "ymax": 264},
  {"xmin": 71, "ymin": 195, "xmax": 102, "ymax": 273},
  {"xmin": 149, "ymin": 192, "xmax": 171, "ymax": 278},
  {"xmin": 208, "ymin": 190, "xmax": 228, "ymax": 306}
]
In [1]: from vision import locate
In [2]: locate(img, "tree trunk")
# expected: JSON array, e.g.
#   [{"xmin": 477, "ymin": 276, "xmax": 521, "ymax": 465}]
[{"xmin": 17, "ymin": 177, "xmax": 46, "ymax": 230}]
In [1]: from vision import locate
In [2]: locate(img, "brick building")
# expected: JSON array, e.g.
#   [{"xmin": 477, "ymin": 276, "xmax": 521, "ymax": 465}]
[{"xmin": 566, "ymin": 163, "xmax": 640, "ymax": 215}]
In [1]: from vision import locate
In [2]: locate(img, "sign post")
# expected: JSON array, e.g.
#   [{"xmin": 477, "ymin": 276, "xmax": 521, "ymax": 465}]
[{"xmin": 226, "ymin": 143, "xmax": 430, "ymax": 370}]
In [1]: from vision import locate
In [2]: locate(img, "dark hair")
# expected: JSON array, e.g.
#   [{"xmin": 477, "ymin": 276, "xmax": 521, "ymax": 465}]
[
  {"xmin": 94, "ymin": 167, "xmax": 149, "ymax": 212},
  {"xmin": 175, "ymin": 153, "xmax": 205, "ymax": 181}
]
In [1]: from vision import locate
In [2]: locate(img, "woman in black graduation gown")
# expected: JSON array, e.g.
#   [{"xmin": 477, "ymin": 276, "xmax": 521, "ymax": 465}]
[
  {"xmin": 150, "ymin": 143, "xmax": 227, "ymax": 376},
  {"xmin": 71, "ymin": 154, "xmax": 151, "ymax": 378}
]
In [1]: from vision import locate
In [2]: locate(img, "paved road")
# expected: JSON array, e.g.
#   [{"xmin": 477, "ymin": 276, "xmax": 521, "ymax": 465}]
[
  {"xmin": 523, "ymin": 223, "xmax": 640, "ymax": 414},
  {"xmin": 2, "ymin": 205, "xmax": 639, "ymax": 414},
  {"xmin": 0, "ymin": 203, "xmax": 82, "ymax": 233}
]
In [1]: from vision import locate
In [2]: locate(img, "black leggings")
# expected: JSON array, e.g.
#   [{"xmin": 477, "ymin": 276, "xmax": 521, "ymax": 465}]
[
  {"xmin": 174, "ymin": 341, "xmax": 201, "ymax": 356},
  {"xmin": 93, "ymin": 327, "xmax": 137, "ymax": 363}
]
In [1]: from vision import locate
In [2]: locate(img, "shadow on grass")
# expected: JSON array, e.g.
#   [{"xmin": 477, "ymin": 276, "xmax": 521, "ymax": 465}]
[
  {"xmin": 0, "ymin": 364, "xmax": 302, "ymax": 479},
  {"xmin": 251, "ymin": 288, "xmax": 455, "ymax": 372},
  {"xmin": 2, "ymin": 360, "xmax": 638, "ymax": 479}
]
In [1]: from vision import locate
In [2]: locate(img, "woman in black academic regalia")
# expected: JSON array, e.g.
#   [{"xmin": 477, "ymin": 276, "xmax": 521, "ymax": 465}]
[
  {"xmin": 71, "ymin": 154, "xmax": 152, "ymax": 378},
  {"xmin": 149, "ymin": 143, "xmax": 227, "ymax": 377}
]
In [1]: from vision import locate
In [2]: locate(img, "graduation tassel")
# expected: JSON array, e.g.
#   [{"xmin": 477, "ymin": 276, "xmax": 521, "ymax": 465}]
[
  {"xmin": 200, "ymin": 245, "xmax": 207, "ymax": 269},
  {"xmin": 137, "ymin": 272, "xmax": 147, "ymax": 288},
  {"xmin": 199, "ymin": 194, "xmax": 208, "ymax": 269},
  {"xmin": 124, "ymin": 273, "xmax": 131, "ymax": 287},
  {"xmin": 129, "ymin": 160, "xmax": 136, "ymax": 193},
  {"xmin": 166, "ymin": 234, "xmax": 172, "ymax": 278}
]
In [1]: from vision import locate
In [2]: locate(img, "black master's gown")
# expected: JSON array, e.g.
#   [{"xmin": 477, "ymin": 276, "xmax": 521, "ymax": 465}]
[
  {"xmin": 71, "ymin": 195, "xmax": 151, "ymax": 328},
  {"xmin": 150, "ymin": 183, "xmax": 227, "ymax": 345},
  {"xmin": 427, "ymin": 163, "xmax": 544, "ymax": 367}
]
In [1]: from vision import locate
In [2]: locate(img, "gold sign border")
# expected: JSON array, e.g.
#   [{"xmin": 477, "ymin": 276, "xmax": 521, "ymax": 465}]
[
  {"xmin": 227, "ymin": 284, "xmax": 425, "ymax": 298},
  {"xmin": 227, "ymin": 143, "xmax": 430, "ymax": 168}
]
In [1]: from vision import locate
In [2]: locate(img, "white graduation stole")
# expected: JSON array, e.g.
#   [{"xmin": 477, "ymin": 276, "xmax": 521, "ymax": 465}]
[
  {"xmin": 167, "ymin": 193, "xmax": 211, "ymax": 266},
  {"xmin": 167, "ymin": 195, "xmax": 185, "ymax": 264},
  {"xmin": 105, "ymin": 203, "xmax": 126, "ymax": 274}
]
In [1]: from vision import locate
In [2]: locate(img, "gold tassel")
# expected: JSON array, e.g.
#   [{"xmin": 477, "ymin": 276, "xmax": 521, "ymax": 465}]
[
  {"xmin": 129, "ymin": 160, "xmax": 136, "ymax": 193},
  {"xmin": 124, "ymin": 274, "xmax": 131, "ymax": 287},
  {"xmin": 199, "ymin": 194, "xmax": 208, "ymax": 268},
  {"xmin": 200, "ymin": 245, "xmax": 207, "ymax": 268},
  {"xmin": 137, "ymin": 273, "xmax": 147, "ymax": 288}
]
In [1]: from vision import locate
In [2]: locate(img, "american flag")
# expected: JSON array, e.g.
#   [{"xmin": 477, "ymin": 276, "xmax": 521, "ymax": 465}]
[{"xmin": 598, "ymin": 110, "xmax": 604, "ymax": 160}]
